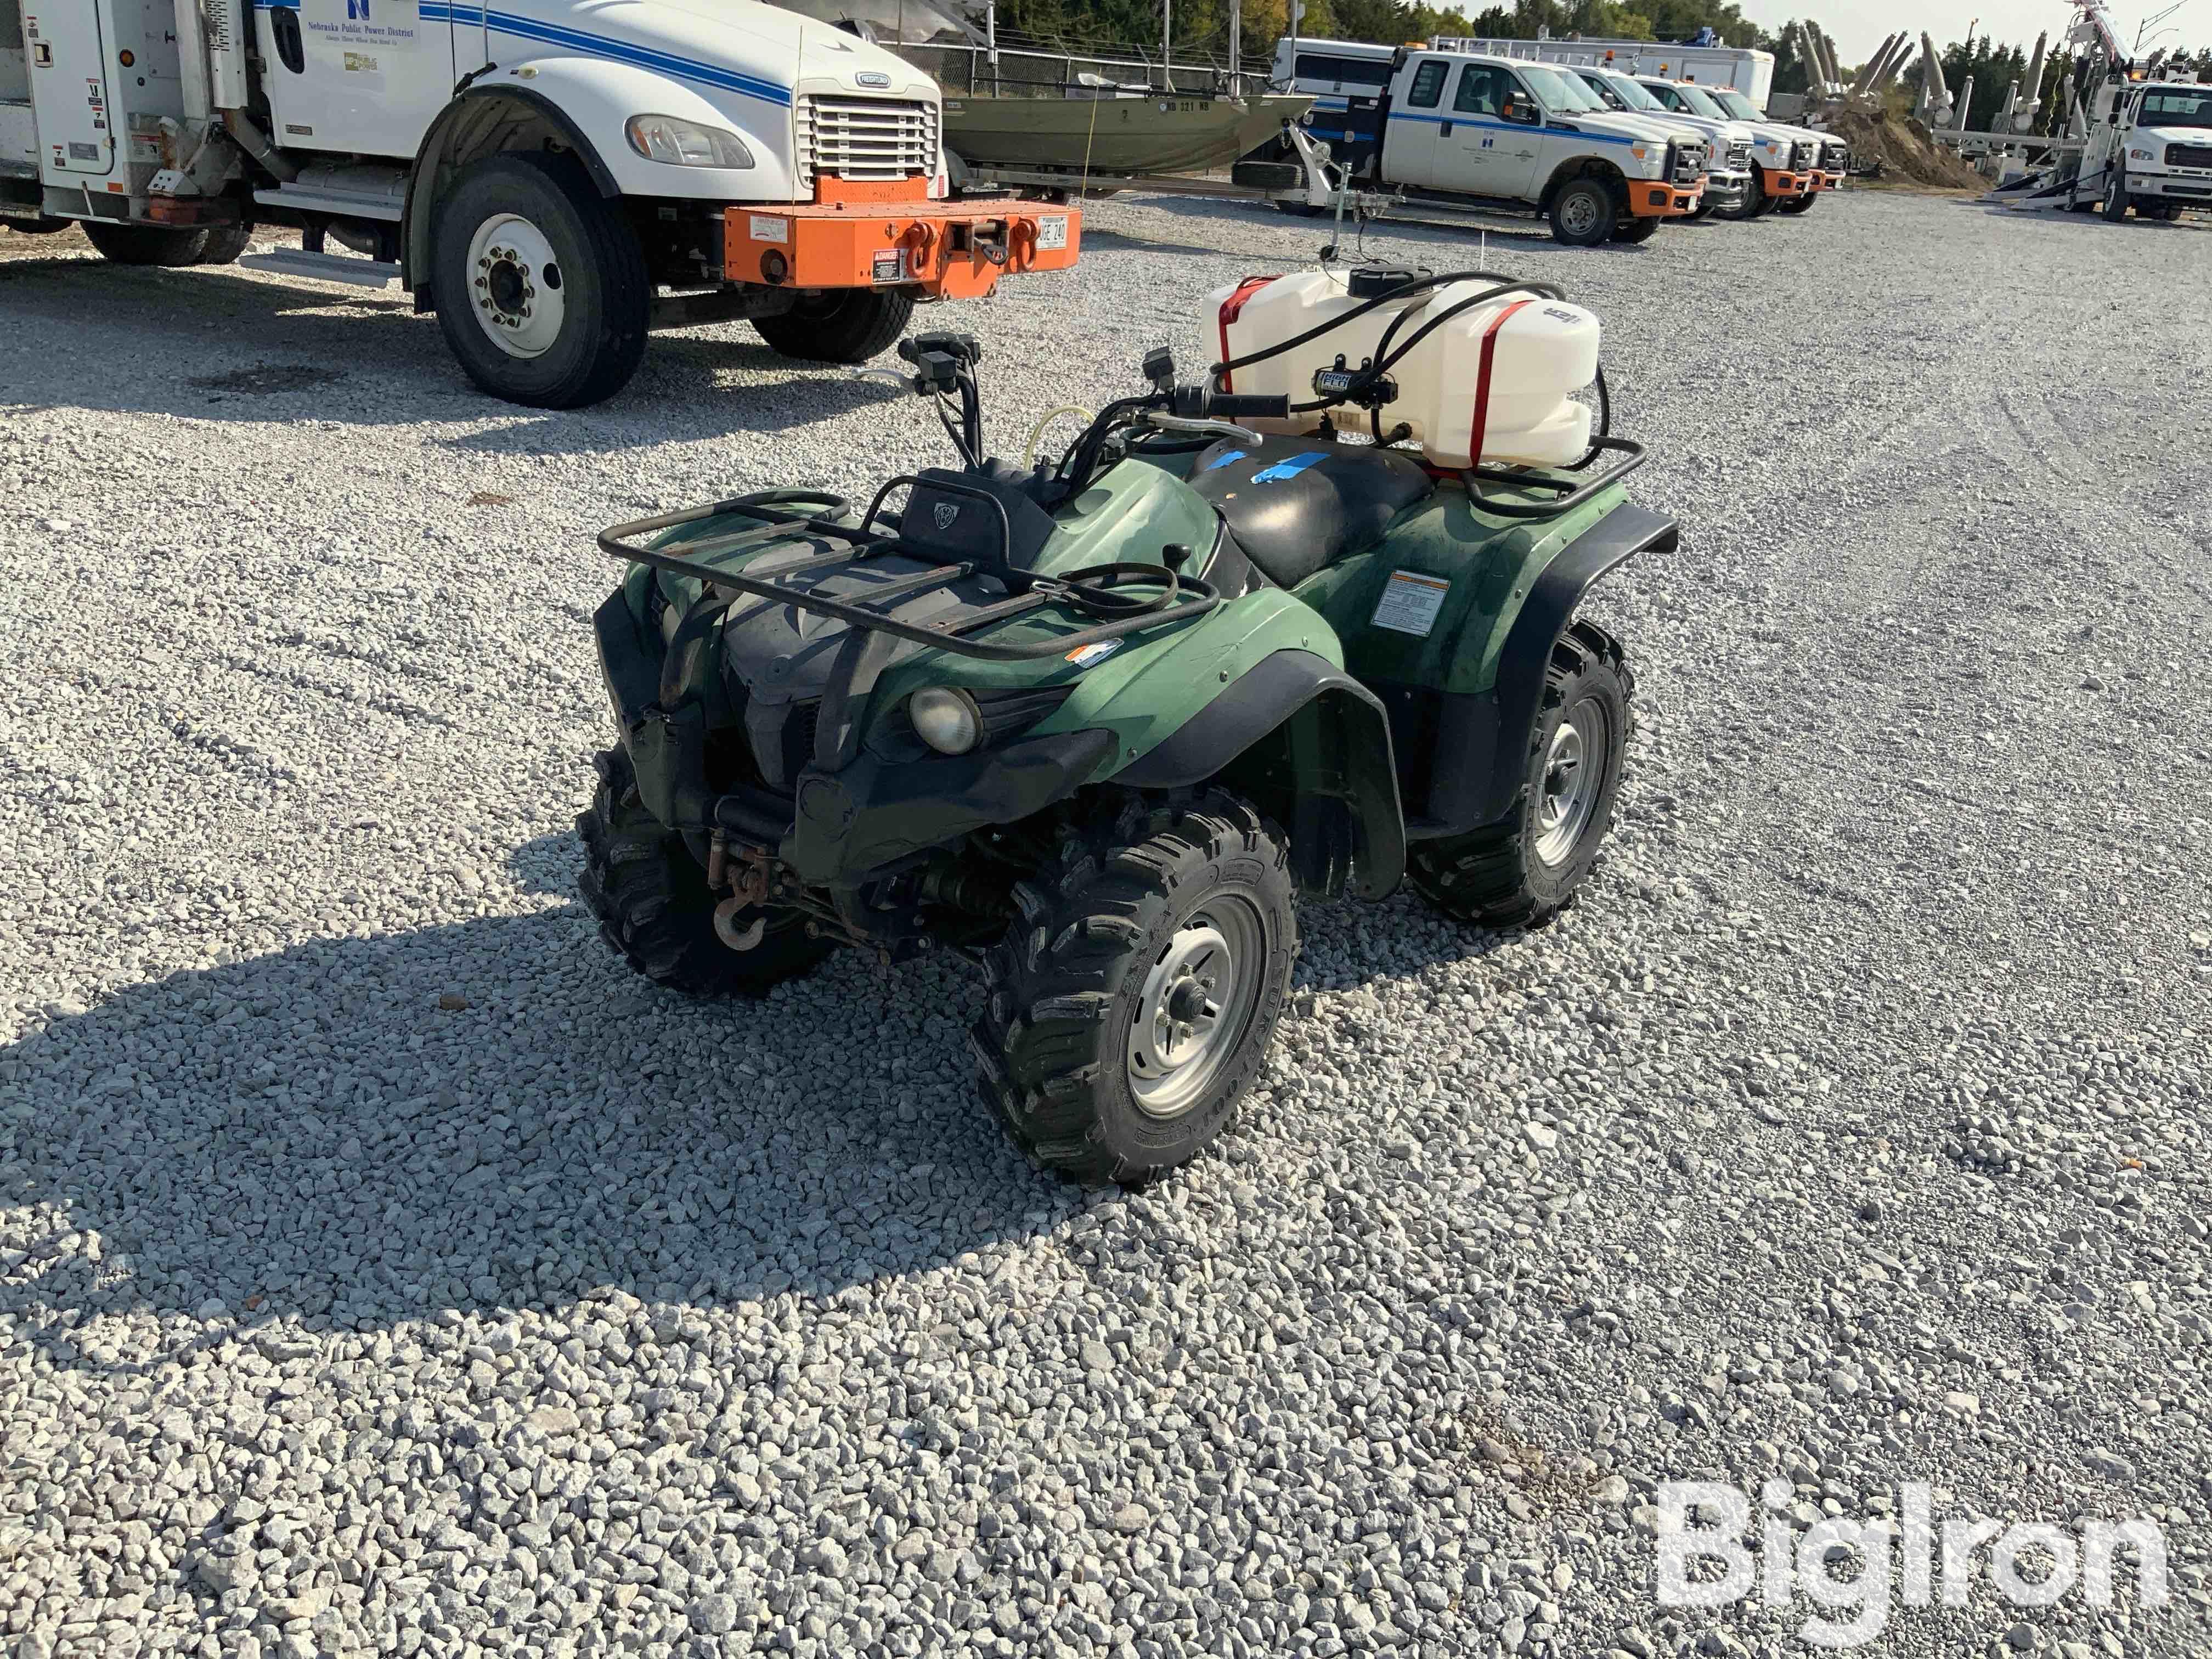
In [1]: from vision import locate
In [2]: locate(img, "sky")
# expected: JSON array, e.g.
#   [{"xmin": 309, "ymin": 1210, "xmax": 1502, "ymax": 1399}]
[{"xmin": 1731, "ymin": 1, "xmax": 2193, "ymax": 64}]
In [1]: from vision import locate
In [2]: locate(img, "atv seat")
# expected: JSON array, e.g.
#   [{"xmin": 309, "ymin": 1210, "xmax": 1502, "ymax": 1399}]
[{"xmin": 1188, "ymin": 435, "xmax": 1435, "ymax": 589}]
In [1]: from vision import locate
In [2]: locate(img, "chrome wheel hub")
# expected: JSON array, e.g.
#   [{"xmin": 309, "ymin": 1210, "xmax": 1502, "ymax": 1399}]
[
  {"xmin": 1127, "ymin": 898, "xmax": 1266, "ymax": 1120},
  {"xmin": 467, "ymin": 213, "xmax": 565, "ymax": 359}
]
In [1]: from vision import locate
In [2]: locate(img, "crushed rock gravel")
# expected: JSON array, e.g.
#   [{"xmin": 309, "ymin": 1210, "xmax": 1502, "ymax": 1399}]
[{"xmin": 2, "ymin": 192, "xmax": 2209, "ymax": 1659}]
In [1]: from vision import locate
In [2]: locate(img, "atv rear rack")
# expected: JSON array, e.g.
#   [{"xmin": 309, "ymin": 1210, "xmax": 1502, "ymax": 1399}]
[{"xmin": 598, "ymin": 482, "xmax": 1220, "ymax": 664}]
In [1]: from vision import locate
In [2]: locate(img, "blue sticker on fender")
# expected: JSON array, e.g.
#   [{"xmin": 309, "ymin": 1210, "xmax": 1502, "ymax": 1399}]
[
  {"xmin": 1201, "ymin": 449, "xmax": 1248, "ymax": 471},
  {"xmin": 1252, "ymin": 452, "xmax": 1330, "ymax": 482}
]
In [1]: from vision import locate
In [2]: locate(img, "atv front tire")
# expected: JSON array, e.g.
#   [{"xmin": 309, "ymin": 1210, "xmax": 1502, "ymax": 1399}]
[
  {"xmin": 1410, "ymin": 620, "xmax": 1633, "ymax": 929},
  {"xmin": 973, "ymin": 793, "xmax": 1297, "ymax": 1184},
  {"xmin": 752, "ymin": 290, "xmax": 914, "ymax": 364},
  {"xmin": 577, "ymin": 747, "xmax": 832, "ymax": 996}
]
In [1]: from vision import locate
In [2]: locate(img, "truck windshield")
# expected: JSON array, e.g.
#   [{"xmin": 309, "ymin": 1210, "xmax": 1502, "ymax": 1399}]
[
  {"xmin": 1521, "ymin": 66, "xmax": 1605, "ymax": 113},
  {"xmin": 1707, "ymin": 89, "xmax": 1764, "ymax": 120},
  {"xmin": 2140, "ymin": 88, "xmax": 2212, "ymax": 128},
  {"xmin": 1595, "ymin": 72, "xmax": 1667, "ymax": 112}
]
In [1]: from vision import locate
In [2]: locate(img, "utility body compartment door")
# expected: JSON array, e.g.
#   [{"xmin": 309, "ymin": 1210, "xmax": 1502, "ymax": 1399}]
[
  {"xmin": 256, "ymin": 0, "xmax": 455, "ymax": 158},
  {"xmin": 26, "ymin": 1, "xmax": 115, "ymax": 182}
]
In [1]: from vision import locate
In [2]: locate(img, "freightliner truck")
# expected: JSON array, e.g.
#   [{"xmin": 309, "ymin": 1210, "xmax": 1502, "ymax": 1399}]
[{"xmin": 0, "ymin": 0, "xmax": 1077, "ymax": 406}]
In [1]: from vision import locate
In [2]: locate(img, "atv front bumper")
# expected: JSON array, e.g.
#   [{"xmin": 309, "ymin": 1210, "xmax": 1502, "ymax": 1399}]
[{"xmin": 594, "ymin": 592, "xmax": 1111, "ymax": 887}]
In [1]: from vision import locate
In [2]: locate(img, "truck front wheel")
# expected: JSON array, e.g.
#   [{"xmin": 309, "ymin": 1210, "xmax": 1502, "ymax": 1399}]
[
  {"xmin": 1610, "ymin": 217, "xmax": 1662, "ymax": 244},
  {"xmin": 1548, "ymin": 178, "xmax": 1618, "ymax": 247},
  {"xmin": 752, "ymin": 290, "xmax": 915, "ymax": 364},
  {"xmin": 1776, "ymin": 192, "xmax": 1818, "ymax": 216},
  {"xmin": 2102, "ymin": 170, "xmax": 2131, "ymax": 221},
  {"xmin": 432, "ymin": 152, "xmax": 649, "ymax": 409},
  {"xmin": 1722, "ymin": 169, "xmax": 1766, "ymax": 220}
]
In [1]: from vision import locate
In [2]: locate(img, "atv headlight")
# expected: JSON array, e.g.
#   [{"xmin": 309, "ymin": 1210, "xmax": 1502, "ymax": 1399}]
[
  {"xmin": 910, "ymin": 687, "xmax": 983, "ymax": 755},
  {"xmin": 625, "ymin": 114, "xmax": 754, "ymax": 169}
]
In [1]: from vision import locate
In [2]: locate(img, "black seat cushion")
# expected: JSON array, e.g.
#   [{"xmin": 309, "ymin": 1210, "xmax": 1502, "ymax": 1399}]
[{"xmin": 1187, "ymin": 435, "xmax": 1434, "ymax": 589}]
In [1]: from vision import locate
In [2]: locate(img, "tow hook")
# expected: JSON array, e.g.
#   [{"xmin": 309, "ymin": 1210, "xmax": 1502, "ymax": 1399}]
[{"xmin": 708, "ymin": 836, "xmax": 777, "ymax": 952}]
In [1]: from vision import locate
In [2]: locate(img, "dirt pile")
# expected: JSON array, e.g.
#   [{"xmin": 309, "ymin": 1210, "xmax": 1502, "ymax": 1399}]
[{"xmin": 1818, "ymin": 106, "xmax": 1988, "ymax": 189}]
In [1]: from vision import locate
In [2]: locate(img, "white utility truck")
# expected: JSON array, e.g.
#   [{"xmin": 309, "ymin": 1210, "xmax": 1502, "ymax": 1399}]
[
  {"xmin": 1274, "ymin": 44, "xmax": 1708, "ymax": 245},
  {"xmin": 1635, "ymin": 77, "xmax": 1827, "ymax": 217},
  {"xmin": 2070, "ymin": 74, "xmax": 2212, "ymax": 219},
  {"xmin": 0, "ymin": 0, "xmax": 1077, "ymax": 406}
]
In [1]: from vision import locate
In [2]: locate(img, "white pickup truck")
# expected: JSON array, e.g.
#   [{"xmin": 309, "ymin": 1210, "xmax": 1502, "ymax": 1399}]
[
  {"xmin": 1560, "ymin": 64, "xmax": 1752, "ymax": 218},
  {"xmin": 1637, "ymin": 78, "xmax": 1834, "ymax": 217},
  {"xmin": 0, "ymin": 0, "xmax": 1077, "ymax": 406},
  {"xmin": 1337, "ymin": 47, "xmax": 1708, "ymax": 245}
]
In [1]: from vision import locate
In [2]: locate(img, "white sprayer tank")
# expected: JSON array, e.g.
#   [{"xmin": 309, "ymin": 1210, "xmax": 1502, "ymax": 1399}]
[{"xmin": 1205, "ymin": 269, "xmax": 1600, "ymax": 469}]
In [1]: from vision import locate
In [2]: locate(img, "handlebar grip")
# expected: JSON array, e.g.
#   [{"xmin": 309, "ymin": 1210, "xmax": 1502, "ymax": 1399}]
[{"xmin": 1209, "ymin": 393, "xmax": 1291, "ymax": 419}]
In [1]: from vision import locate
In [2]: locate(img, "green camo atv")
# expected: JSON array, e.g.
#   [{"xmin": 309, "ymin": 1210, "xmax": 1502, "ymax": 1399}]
[{"xmin": 579, "ymin": 272, "xmax": 1677, "ymax": 1182}]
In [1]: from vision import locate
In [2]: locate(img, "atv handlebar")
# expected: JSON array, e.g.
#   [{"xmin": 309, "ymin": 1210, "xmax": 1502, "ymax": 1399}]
[{"xmin": 1205, "ymin": 393, "xmax": 1292, "ymax": 420}]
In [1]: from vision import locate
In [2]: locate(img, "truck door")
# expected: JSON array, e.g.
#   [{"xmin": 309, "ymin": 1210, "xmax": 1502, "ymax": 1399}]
[
  {"xmin": 28, "ymin": 1, "xmax": 117, "ymax": 186},
  {"xmin": 1384, "ymin": 55, "xmax": 1454, "ymax": 189},
  {"xmin": 256, "ymin": 0, "xmax": 457, "ymax": 159},
  {"xmin": 1430, "ymin": 63, "xmax": 1541, "ymax": 200}
]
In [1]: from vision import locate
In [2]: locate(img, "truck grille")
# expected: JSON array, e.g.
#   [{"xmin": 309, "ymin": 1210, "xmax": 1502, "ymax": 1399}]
[
  {"xmin": 2168, "ymin": 142, "xmax": 2212, "ymax": 168},
  {"xmin": 1724, "ymin": 140, "xmax": 1751, "ymax": 170},
  {"xmin": 1791, "ymin": 140, "xmax": 1817, "ymax": 171},
  {"xmin": 1821, "ymin": 139, "xmax": 1850, "ymax": 171},
  {"xmin": 1672, "ymin": 140, "xmax": 1708, "ymax": 184},
  {"xmin": 798, "ymin": 96, "xmax": 939, "ymax": 187}
]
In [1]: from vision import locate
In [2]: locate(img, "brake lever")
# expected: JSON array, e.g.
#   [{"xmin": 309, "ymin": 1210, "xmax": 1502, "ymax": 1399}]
[{"xmin": 1140, "ymin": 412, "xmax": 1265, "ymax": 447}]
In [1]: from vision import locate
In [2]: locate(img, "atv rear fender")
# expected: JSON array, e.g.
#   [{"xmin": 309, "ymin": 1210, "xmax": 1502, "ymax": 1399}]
[
  {"xmin": 1116, "ymin": 649, "xmax": 1406, "ymax": 901},
  {"xmin": 1414, "ymin": 500, "xmax": 1677, "ymax": 835}
]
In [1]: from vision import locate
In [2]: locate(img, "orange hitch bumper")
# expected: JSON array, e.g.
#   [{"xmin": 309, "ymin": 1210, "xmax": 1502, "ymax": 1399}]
[
  {"xmin": 1628, "ymin": 181, "xmax": 1704, "ymax": 218},
  {"xmin": 726, "ymin": 185, "xmax": 1080, "ymax": 301}
]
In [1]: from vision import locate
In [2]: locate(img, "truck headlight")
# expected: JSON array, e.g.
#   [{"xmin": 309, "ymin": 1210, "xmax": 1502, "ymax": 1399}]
[
  {"xmin": 625, "ymin": 114, "xmax": 754, "ymax": 168},
  {"xmin": 910, "ymin": 688, "xmax": 983, "ymax": 755}
]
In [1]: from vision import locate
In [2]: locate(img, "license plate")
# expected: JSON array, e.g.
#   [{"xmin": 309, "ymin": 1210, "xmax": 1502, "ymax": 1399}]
[{"xmin": 1035, "ymin": 214, "xmax": 1069, "ymax": 251}]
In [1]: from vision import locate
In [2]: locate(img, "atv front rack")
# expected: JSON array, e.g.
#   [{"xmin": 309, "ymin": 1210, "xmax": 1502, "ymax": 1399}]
[{"xmin": 598, "ymin": 483, "xmax": 1220, "ymax": 665}]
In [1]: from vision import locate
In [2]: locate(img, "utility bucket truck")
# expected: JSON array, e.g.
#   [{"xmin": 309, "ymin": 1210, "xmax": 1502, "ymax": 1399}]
[{"xmin": 0, "ymin": 0, "xmax": 1079, "ymax": 407}]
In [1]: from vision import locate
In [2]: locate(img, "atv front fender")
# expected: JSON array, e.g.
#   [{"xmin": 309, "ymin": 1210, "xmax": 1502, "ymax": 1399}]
[
  {"xmin": 1116, "ymin": 648, "xmax": 1406, "ymax": 901},
  {"xmin": 1420, "ymin": 500, "xmax": 1678, "ymax": 834}
]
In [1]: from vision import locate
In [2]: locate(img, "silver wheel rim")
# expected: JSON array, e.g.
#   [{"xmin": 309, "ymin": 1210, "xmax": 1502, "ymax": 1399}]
[
  {"xmin": 1561, "ymin": 192, "xmax": 1600, "ymax": 236},
  {"xmin": 1534, "ymin": 697, "xmax": 1607, "ymax": 867},
  {"xmin": 1127, "ymin": 896, "xmax": 1267, "ymax": 1120},
  {"xmin": 467, "ymin": 212, "xmax": 565, "ymax": 359}
]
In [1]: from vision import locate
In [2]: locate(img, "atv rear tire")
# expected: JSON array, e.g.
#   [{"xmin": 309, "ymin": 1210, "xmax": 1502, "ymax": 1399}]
[
  {"xmin": 973, "ymin": 793, "xmax": 1297, "ymax": 1184},
  {"xmin": 577, "ymin": 747, "xmax": 832, "ymax": 997},
  {"xmin": 1410, "ymin": 620, "xmax": 1633, "ymax": 929},
  {"xmin": 1548, "ymin": 177, "xmax": 1618, "ymax": 246},
  {"xmin": 752, "ymin": 290, "xmax": 914, "ymax": 364},
  {"xmin": 83, "ymin": 220, "xmax": 246, "ymax": 267}
]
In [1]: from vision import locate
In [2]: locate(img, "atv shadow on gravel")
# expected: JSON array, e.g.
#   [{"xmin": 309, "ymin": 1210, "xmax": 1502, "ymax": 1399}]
[{"xmin": 0, "ymin": 909, "xmax": 1082, "ymax": 1376}]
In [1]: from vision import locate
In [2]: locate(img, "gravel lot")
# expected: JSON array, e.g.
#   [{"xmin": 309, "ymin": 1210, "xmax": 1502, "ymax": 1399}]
[{"xmin": 2, "ymin": 190, "xmax": 2209, "ymax": 1659}]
